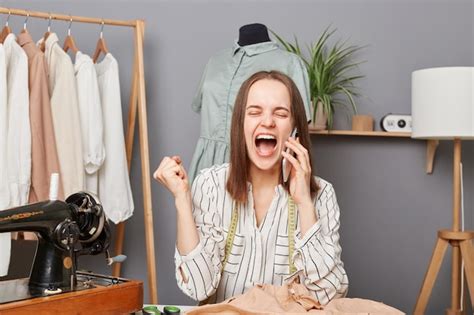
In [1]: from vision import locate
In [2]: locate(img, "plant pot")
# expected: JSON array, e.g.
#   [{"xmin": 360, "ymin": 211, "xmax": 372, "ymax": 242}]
[
  {"xmin": 311, "ymin": 101, "xmax": 328, "ymax": 130},
  {"xmin": 352, "ymin": 114, "xmax": 374, "ymax": 132}
]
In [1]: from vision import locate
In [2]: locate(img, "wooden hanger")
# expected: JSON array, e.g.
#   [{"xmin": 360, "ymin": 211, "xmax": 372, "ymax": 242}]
[
  {"xmin": 93, "ymin": 21, "xmax": 109, "ymax": 63},
  {"xmin": 63, "ymin": 16, "xmax": 79, "ymax": 54},
  {"xmin": 0, "ymin": 10, "xmax": 12, "ymax": 43}
]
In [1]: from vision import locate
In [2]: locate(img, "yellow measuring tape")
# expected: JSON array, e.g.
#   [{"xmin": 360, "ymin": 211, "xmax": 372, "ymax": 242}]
[
  {"xmin": 287, "ymin": 197, "xmax": 297, "ymax": 274},
  {"xmin": 222, "ymin": 197, "xmax": 296, "ymax": 274},
  {"xmin": 222, "ymin": 202, "xmax": 239, "ymax": 271}
]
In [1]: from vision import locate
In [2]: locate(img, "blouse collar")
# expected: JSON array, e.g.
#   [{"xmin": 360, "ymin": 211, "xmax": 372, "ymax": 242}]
[{"xmin": 232, "ymin": 40, "xmax": 279, "ymax": 57}]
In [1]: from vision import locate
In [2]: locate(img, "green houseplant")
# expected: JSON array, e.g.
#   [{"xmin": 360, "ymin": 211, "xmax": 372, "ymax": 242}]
[{"xmin": 272, "ymin": 27, "xmax": 365, "ymax": 129}]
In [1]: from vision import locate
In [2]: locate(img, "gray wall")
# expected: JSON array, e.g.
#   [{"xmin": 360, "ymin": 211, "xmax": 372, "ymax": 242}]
[{"xmin": 1, "ymin": 0, "xmax": 472, "ymax": 313}]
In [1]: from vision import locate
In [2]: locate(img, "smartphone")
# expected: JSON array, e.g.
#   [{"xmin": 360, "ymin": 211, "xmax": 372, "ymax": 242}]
[{"xmin": 282, "ymin": 128, "xmax": 298, "ymax": 182}]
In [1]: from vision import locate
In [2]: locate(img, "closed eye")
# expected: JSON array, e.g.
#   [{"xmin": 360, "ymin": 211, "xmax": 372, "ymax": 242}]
[
  {"xmin": 275, "ymin": 111, "xmax": 289, "ymax": 118},
  {"xmin": 246, "ymin": 105, "xmax": 262, "ymax": 116},
  {"xmin": 247, "ymin": 110, "xmax": 261, "ymax": 116}
]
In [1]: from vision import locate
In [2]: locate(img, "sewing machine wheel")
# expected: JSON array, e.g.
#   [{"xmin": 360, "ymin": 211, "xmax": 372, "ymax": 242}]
[
  {"xmin": 65, "ymin": 192, "xmax": 109, "ymax": 250},
  {"xmin": 54, "ymin": 219, "xmax": 80, "ymax": 250}
]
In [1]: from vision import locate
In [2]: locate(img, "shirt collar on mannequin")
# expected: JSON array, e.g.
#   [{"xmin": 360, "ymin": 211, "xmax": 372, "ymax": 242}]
[{"xmin": 232, "ymin": 40, "xmax": 279, "ymax": 57}]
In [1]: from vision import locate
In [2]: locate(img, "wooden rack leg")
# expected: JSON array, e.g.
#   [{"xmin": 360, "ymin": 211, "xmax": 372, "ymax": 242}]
[
  {"xmin": 414, "ymin": 237, "xmax": 449, "ymax": 315},
  {"xmin": 112, "ymin": 38, "xmax": 140, "ymax": 278},
  {"xmin": 459, "ymin": 240, "xmax": 474, "ymax": 305},
  {"xmin": 135, "ymin": 20, "xmax": 158, "ymax": 304}
]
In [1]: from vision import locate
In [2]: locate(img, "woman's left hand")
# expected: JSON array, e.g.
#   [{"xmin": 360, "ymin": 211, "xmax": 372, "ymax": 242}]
[{"xmin": 281, "ymin": 137, "xmax": 313, "ymax": 207}]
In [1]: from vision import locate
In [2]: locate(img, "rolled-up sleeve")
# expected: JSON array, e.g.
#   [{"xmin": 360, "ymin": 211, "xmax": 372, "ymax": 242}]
[
  {"xmin": 174, "ymin": 171, "xmax": 224, "ymax": 301},
  {"xmin": 292, "ymin": 182, "xmax": 349, "ymax": 305}
]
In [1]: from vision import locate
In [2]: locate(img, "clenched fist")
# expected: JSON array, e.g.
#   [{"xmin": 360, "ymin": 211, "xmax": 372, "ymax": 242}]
[{"xmin": 153, "ymin": 155, "xmax": 190, "ymax": 200}]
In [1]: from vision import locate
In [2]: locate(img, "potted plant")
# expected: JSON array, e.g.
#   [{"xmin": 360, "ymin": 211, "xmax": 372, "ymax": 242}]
[{"xmin": 272, "ymin": 27, "xmax": 365, "ymax": 130}]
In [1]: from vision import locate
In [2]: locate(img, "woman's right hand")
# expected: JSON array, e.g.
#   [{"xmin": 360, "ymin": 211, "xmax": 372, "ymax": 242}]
[
  {"xmin": 155, "ymin": 157, "xmax": 199, "ymax": 256},
  {"xmin": 153, "ymin": 155, "xmax": 190, "ymax": 199}
]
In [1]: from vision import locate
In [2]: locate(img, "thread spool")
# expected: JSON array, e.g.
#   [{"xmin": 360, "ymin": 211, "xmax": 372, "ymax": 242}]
[{"xmin": 49, "ymin": 173, "xmax": 59, "ymax": 200}]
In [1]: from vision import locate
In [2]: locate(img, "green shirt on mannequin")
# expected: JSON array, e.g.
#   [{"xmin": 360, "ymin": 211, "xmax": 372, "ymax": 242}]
[{"xmin": 189, "ymin": 41, "xmax": 311, "ymax": 183}]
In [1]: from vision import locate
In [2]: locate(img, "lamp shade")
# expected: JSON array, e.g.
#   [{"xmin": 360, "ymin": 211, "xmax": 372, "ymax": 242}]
[{"xmin": 411, "ymin": 67, "xmax": 473, "ymax": 139}]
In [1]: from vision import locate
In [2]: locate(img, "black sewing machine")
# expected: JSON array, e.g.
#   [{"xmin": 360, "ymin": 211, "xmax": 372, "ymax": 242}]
[
  {"xmin": 0, "ymin": 192, "xmax": 110, "ymax": 294},
  {"xmin": 0, "ymin": 192, "xmax": 143, "ymax": 314}
]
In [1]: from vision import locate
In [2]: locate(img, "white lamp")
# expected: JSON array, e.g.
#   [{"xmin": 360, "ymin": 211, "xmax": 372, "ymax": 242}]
[{"xmin": 411, "ymin": 67, "xmax": 474, "ymax": 315}]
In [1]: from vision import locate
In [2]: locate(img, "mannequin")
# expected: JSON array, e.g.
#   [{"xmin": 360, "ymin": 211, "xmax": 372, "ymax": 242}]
[
  {"xmin": 238, "ymin": 23, "xmax": 271, "ymax": 46},
  {"xmin": 187, "ymin": 22, "xmax": 312, "ymax": 183}
]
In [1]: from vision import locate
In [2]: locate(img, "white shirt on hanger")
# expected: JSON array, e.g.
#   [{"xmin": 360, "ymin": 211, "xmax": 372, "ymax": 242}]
[
  {"xmin": 74, "ymin": 51, "xmax": 105, "ymax": 196},
  {"xmin": 37, "ymin": 33, "xmax": 84, "ymax": 198},
  {"xmin": 4, "ymin": 33, "xmax": 31, "ymax": 207},
  {"xmin": 0, "ymin": 43, "xmax": 11, "ymax": 276},
  {"xmin": 95, "ymin": 53, "xmax": 134, "ymax": 223}
]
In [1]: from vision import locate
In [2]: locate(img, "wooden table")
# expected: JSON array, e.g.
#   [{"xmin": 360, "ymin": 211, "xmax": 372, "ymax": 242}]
[{"xmin": 0, "ymin": 273, "xmax": 143, "ymax": 314}]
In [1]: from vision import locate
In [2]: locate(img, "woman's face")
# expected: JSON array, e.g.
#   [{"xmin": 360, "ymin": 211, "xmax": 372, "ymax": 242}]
[{"xmin": 244, "ymin": 78, "xmax": 293, "ymax": 172}]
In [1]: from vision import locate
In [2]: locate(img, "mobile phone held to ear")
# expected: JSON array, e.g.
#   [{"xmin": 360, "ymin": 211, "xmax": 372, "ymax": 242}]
[{"xmin": 282, "ymin": 128, "xmax": 298, "ymax": 183}]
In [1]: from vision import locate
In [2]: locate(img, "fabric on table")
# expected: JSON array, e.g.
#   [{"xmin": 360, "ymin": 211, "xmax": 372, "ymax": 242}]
[{"xmin": 186, "ymin": 282, "xmax": 404, "ymax": 314}]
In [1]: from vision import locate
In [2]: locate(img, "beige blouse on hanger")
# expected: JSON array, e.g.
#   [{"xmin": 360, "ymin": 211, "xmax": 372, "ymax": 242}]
[
  {"xmin": 18, "ymin": 32, "xmax": 63, "ymax": 203},
  {"xmin": 37, "ymin": 33, "xmax": 84, "ymax": 198}
]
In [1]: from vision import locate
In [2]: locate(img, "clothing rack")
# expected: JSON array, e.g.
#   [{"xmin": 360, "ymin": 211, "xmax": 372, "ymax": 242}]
[{"xmin": 0, "ymin": 7, "xmax": 158, "ymax": 304}]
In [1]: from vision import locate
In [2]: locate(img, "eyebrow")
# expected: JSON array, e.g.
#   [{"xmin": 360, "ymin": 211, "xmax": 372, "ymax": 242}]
[{"xmin": 246, "ymin": 105, "xmax": 290, "ymax": 112}]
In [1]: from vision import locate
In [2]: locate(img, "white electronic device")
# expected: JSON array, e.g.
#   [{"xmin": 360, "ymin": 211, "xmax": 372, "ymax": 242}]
[{"xmin": 380, "ymin": 114, "xmax": 412, "ymax": 132}]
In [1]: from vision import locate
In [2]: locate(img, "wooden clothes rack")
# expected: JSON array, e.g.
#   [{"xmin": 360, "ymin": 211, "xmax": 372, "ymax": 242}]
[{"xmin": 0, "ymin": 7, "xmax": 158, "ymax": 304}]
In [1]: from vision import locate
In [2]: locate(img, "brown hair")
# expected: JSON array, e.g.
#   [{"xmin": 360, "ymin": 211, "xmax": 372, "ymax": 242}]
[{"xmin": 226, "ymin": 71, "xmax": 319, "ymax": 203}]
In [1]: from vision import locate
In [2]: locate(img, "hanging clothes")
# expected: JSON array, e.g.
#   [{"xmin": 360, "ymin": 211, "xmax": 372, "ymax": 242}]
[
  {"xmin": 4, "ymin": 33, "xmax": 31, "ymax": 207},
  {"xmin": 95, "ymin": 53, "xmax": 134, "ymax": 223},
  {"xmin": 37, "ymin": 33, "xmax": 84, "ymax": 198},
  {"xmin": 74, "ymin": 51, "xmax": 105, "ymax": 195},
  {"xmin": 188, "ymin": 41, "xmax": 312, "ymax": 182},
  {"xmin": 0, "ymin": 42, "xmax": 10, "ymax": 277},
  {"xmin": 18, "ymin": 32, "xmax": 63, "ymax": 203},
  {"xmin": 0, "ymin": 44, "xmax": 8, "ymax": 208}
]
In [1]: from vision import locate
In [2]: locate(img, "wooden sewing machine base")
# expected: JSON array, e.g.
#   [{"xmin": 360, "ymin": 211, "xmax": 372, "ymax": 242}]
[
  {"xmin": 0, "ymin": 271, "xmax": 143, "ymax": 314},
  {"xmin": 414, "ymin": 229, "xmax": 474, "ymax": 315}
]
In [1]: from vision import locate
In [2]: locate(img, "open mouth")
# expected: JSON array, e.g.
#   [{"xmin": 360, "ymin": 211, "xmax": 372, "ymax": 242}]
[{"xmin": 255, "ymin": 134, "xmax": 277, "ymax": 156}]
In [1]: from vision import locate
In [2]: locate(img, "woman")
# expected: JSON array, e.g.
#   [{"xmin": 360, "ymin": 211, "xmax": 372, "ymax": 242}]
[{"xmin": 154, "ymin": 71, "xmax": 348, "ymax": 304}]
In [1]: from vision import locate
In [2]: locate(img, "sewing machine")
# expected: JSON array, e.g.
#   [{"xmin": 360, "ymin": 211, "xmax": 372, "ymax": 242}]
[{"xmin": 0, "ymin": 192, "xmax": 143, "ymax": 314}]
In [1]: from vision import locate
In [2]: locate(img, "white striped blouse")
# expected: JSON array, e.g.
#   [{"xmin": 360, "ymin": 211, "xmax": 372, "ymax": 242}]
[{"xmin": 174, "ymin": 163, "xmax": 348, "ymax": 304}]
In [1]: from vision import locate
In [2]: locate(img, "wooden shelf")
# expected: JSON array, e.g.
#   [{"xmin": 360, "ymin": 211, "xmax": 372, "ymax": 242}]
[
  {"xmin": 309, "ymin": 128, "xmax": 438, "ymax": 174},
  {"xmin": 309, "ymin": 129, "xmax": 411, "ymax": 138}
]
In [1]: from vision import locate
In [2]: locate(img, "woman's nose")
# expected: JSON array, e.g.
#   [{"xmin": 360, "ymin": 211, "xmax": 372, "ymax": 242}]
[{"xmin": 261, "ymin": 113, "xmax": 275, "ymax": 127}]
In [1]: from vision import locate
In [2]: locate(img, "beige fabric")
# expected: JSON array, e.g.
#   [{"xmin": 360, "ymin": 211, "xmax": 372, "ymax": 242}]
[
  {"xmin": 187, "ymin": 283, "xmax": 404, "ymax": 315},
  {"xmin": 18, "ymin": 32, "xmax": 63, "ymax": 203},
  {"xmin": 37, "ymin": 33, "xmax": 84, "ymax": 198}
]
